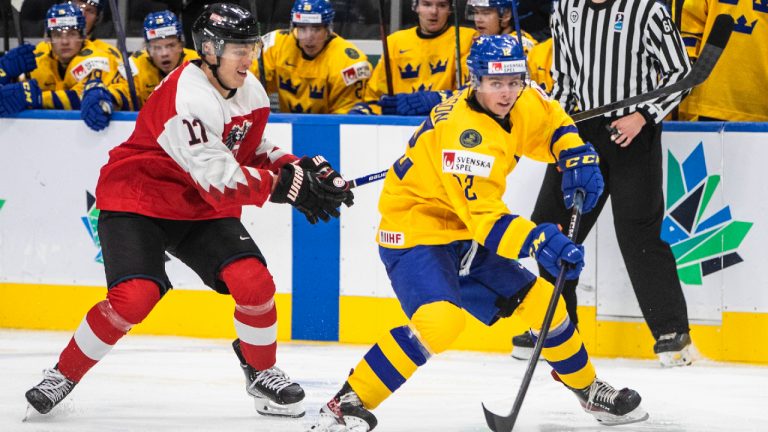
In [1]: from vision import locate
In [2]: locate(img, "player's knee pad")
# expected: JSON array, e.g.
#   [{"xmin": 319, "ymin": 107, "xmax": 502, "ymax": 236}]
[
  {"xmin": 106, "ymin": 278, "xmax": 162, "ymax": 325},
  {"xmin": 514, "ymin": 277, "xmax": 568, "ymax": 333},
  {"xmin": 220, "ymin": 257, "xmax": 276, "ymax": 308},
  {"xmin": 410, "ymin": 301, "xmax": 465, "ymax": 354}
]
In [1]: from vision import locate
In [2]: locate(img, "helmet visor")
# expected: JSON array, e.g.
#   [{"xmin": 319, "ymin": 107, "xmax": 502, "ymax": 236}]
[{"xmin": 216, "ymin": 39, "xmax": 262, "ymax": 61}]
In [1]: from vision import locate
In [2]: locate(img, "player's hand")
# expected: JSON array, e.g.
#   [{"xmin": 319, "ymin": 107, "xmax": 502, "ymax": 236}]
[
  {"xmin": 348, "ymin": 102, "xmax": 374, "ymax": 115},
  {"xmin": 520, "ymin": 223, "xmax": 584, "ymax": 280},
  {"xmin": 80, "ymin": 79, "xmax": 113, "ymax": 131},
  {"xmin": 269, "ymin": 163, "xmax": 346, "ymax": 224},
  {"xmin": 0, "ymin": 79, "xmax": 41, "ymax": 116},
  {"xmin": 558, "ymin": 143, "xmax": 603, "ymax": 214},
  {"xmin": 380, "ymin": 91, "xmax": 442, "ymax": 116},
  {"xmin": 608, "ymin": 112, "xmax": 646, "ymax": 147},
  {"xmin": 0, "ymin": 44, "xmax": 37, "ymax": 85},
  {"xmin": 297, "ymin": 155, "xmax": 354, "ymax": 207}
]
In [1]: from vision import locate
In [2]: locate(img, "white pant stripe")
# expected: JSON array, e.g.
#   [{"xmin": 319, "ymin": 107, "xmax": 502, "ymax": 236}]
[
  {"xmin": 73, "ymin": 317, "xmax": 114, "ymax": 361},
  {"xmin": 233, "ymin": 318, "xmax": 277, "ymax": 346}
]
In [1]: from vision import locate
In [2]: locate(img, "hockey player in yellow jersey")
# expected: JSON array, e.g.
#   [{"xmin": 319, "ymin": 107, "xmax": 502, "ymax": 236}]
[
  {"xmin": 251, "ymin": 0, "xmax": 371, "ymax": 114},
  {"xmin": 309, "ymin": 34, "xmax": 648, "ymax": 432},
  {"xmin": 349, "ymin": 0, "xmax": 475, "ymax": 115},
  {"xmin": 528, "ymin": 36, "xmax": 553, "ymax": 93},
  {"xmin": 125, "ymin": 10, "xmax": 199, "ymax": 107},
  {"xmin": 0, "ymin": 3, "xmax": 131, "ymax": 132},
  {"xmin": 374, "ymin": 0, "xmax": 543, "ymax": 116},
  {"xmin": 679, "ymin": 0, "xmax": 768, "ymax": 121}
]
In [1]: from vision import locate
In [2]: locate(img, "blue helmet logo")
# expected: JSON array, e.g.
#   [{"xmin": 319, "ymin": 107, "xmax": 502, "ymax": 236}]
[
  {"xmin": 466, "ymin": 34, "xmax": 526, "ymax": 84},
  {"xmin": 46, "ymin": 3, "xmax": 86, "ymax": 37},
  {"xmin": 467, "ymin": 0, "xmax": 515, "ymax": 15},
  {"xmin": 143, "ymin": 10, "xmax": 183, "ymax": 42},
  {"xmin": 291, "ymin": 0, "xmax": 335, "ymax": 27}
]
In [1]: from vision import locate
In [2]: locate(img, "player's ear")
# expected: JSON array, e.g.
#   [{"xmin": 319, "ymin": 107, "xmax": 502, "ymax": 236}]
[
  {"xmin": 501, "ymin": 10, "xmax": 512, "ymax": 28},
  {"xmin": 201, "ymin": 40, "xmax": 215, "ymax": 58}
]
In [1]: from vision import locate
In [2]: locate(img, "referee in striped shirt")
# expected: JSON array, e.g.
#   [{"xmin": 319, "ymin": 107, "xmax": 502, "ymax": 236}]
[{"xmin": 513, "ymin": 0, "xmax": 695, "ymax": 366}]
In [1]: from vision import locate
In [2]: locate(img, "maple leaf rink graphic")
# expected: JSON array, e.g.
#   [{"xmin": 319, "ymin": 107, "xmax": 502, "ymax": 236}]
[{"xmin": 661, "ymin": 143, "xmax": 753, "ymax": 285}]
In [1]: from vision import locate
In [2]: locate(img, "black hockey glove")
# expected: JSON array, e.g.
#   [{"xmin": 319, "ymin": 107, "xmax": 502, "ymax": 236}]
[
  {"xmin": 297, "ymin": 156, "xmax": 355, "ymax": 208},
  {"xmin": 269, "ymin": 163, "xmax": 345, "ymax": 224}
]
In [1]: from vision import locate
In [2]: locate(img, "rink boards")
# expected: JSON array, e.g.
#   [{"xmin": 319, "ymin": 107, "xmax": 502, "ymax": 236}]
[{"xmin": 1, "ymin": 112, "xmax": 766, "ymax": 364}]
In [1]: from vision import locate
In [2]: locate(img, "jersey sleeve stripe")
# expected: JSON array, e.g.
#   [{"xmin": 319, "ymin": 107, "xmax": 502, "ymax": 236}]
[
  {"xmin": 65, "ymin": 90, "xmax": 81, "ymax": 109},
  {"xmin": 484, "ymin": 214, "xmax": 518, "ymax": 254},
  {"xmin": 51, "ymin": 91, "xmax": 64, "ymax": 109}
]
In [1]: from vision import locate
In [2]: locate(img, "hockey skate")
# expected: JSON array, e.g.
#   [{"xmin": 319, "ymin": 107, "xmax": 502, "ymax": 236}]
[
  {"xmin": 24, "ymin": 367, "xmax": 76, "ymax": 416},
  {"xmin": 510, "ymin": 331, "xmax": 544, "ymax": 361},
  {"xmin": 308, "ymin": 381, "xmax": 377, "ymax": 432},
  {"xmin": 654, "ymin": 332, "xmax": 696, "ymax": 367},
  {"xmin": 559, "ymin": 372, "xmax": 648, "ymax": 426},
  {"xmin": 232, "ymin": 339, "xmax": 305, "ymax": 417}
]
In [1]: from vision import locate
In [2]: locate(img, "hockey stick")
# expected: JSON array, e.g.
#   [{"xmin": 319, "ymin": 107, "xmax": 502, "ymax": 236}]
[
  {"xmin": 569, "ymin": 13, "xmax": 733, "ymax": 123},
  {"xmin": 9, "ymin": 0, "xmax": 23, "ymax": 45},
  {"xmin": 248, "ymin": 0, "xmax": 267, "ymax": 89},
  {"xmin": 377, "ymin": 0, "xmax": 393, "ymax": 95},
  {"xmin": 452, "ymin": 0, "xmax": 462, "ymax": 87},
  {"xmin": 106, "ymin": 0, "xmax": 139, "ymax": 110},
  {"xmin": 347, "ymin": 15, "xmax": 733, "ymax": 191},
  {"xmin": 482, "ymin": 191, "xmax": 584, "ymax": 432},
  {"xmin": 349, "ymin": 168, "xmax": 388, "ymax": 189}
]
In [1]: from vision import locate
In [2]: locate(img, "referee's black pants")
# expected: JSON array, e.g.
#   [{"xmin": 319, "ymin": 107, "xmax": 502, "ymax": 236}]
[{"xmin": 530, "ymin": 116, "xmax": 690, "ymax": 340}]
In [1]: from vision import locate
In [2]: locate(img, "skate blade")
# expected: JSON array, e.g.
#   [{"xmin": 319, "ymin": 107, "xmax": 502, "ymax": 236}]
[
  {"xmin": 21, "ymin": 399, "xmax": 76, "ymax": 422},
  {"xmin": 592, "ymin": 406, "xmax": 649, "ymax": 426},
  {"xmin": 510, "ymin": 346, "xmax": 545, "ymax": 361},
  {"xmin": 254, "ymin": 397, "xmax": 305, "ymax": 418},
  {"xmin": 658, "ymin": 345, "xmax": 698, "ymax": 367}
]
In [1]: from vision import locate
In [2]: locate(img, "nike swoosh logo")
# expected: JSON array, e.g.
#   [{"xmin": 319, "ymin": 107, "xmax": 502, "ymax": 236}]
[
  {"xmin": 240, "ymin": 236, "xmax": 251, "ymax": 240},
  {"xmin": 399, "ymin": 49, "xmax": 411, "ymax": 54}
]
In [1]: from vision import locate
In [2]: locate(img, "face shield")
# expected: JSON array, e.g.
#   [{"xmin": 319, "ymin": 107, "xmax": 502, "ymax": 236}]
[{"xmin": 201, "ymin": 37, "xmax": 262, "ymax": 62}]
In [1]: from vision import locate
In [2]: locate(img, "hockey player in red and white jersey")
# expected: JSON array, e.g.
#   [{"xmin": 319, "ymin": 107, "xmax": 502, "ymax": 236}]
[{"xmin": 24, "ymin": 2, "xmax": 353, "ymax": 420}]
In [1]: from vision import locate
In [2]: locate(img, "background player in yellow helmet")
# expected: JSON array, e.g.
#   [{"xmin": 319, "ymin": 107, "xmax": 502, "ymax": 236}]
[
  {"xmin": 0, "ymin": 3, "xmax": 131, "ymax": 131},
  {"xmin": 350, "ymin": 0, "xmax": 475, "ymax": 115},
  {"xmin": 309, "ymin": 34, "xmax": 647, "ymax": 432},
  {"xmin": 251, "ymin": 0, "xmax": 372, "ymax": 114},
  {"xmin": 376, "ymin": 0, "xmax": 545, "ymax": 116},
  {"xmin": 123, "ymin": 10, "xmax": 199, "ymax": 108}
]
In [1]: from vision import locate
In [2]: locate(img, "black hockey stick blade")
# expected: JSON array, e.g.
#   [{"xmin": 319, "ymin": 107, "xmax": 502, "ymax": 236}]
[
  {"xmin": 570, "ymin": 14, "xmax": 734, "ymax": 123},
  {"xmin": 482, "ymin": 193, "xmax": 584, "ymax": 432}
]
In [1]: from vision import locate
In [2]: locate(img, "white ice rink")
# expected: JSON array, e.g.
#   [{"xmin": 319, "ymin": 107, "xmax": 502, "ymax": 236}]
[{"xmin": 1, "ymin": 330, "xmax": 765, "ymax": 432}]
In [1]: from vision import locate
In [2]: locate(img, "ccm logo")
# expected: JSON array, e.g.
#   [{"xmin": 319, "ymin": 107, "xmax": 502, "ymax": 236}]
[{"xmin": 564, "ymin": 154, "xmax": 599, "ymax": 168}]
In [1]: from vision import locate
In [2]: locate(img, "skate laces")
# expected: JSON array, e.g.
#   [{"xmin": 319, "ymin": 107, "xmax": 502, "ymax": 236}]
[
  {"xmin": 35, "ymin": 368, "xmax": 74, "ymax": 402},
  {"xmin": 586, "ymin": 379, "xmax": 620, "ymax": 408},
  {"xmin": 253, "ymin": 366, "xmax": 294, "ymax": 393}
]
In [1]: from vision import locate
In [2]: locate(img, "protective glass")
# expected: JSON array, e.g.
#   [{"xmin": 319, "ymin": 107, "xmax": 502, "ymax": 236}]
[{"xmin": 210, "ymin": 40, "xmax": 262, "ymax": 61}]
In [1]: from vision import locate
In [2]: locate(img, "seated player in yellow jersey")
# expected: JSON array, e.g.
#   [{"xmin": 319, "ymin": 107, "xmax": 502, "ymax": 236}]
[
  {"xmin": 250, "ymin": 0, "xmax": 371, "ymax": 114},
  {"xmin": 376, "ymin": 0, "xmax": 540, "ymax": 116},
  {"xmin": 0, "ymin": 3, "xmax": 130, "ymax": 132},
  {"xmin": 349, "ymin": 0, "xmax": 475, "ymax": 115},
  {"xmin": 123, "ymin": 10, "xmax": 199, "ymax": 108},
  {"xmin": 310, "ymin": 35, "xmax": 648, "ymax": 432}
]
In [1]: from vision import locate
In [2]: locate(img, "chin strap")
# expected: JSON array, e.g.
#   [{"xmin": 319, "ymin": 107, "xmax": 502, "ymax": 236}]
[{"xmin": 202, "ymin": 55, "xmax": 236, "ymax": 92}]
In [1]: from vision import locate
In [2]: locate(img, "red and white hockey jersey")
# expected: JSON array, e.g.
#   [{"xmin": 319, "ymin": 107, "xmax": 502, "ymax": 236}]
[{"xmin": 96, "ymin": 60, "xmax": 297, "ymax": 220}]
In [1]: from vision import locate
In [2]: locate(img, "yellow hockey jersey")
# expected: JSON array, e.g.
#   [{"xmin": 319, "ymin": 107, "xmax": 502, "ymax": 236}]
[
  {"xmin": 30, "ymin": 40, "xmax": 129, "ymax": 110},
  {"xmin": 680, "ymin": 0, "xmax": 768, "ymax": 121},
  {"xmin": 123, "ymin": 48, "xmax": 199, "ymax": 108},
  {"xmin": 377, "ymin": 84, "xmax": 584, "ymax": 260},
  {"xmin": 252, "ymin": 30, "xmax": 372, "ymax": 114},
  {"xmin": 366, "ymin": 26, "xmax": 476, "ymax": 101},
  {"xmin": 528, "ymin": 37, "xmax": 553, "ymax": 94}
]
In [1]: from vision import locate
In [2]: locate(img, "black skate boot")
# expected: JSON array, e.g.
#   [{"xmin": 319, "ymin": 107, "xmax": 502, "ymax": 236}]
[
  {"xmin": 653, "ymin": 332, "xmax": 695, "ymax": 367},
  {"xmin": 309, "ymin": 381, "xmax": 377, "ymax": 432},
  {"xmin": 25, "ymin": 366, "xmax": 76, "ymax": 415},
  {"xmin": 232, "ymin": 339, "xmax": 305, "ymax": 417},
  {"xmin": 559, "ymin": 372, "xmax": 648, "ymax": 426},
  {"xmin": 511, "ymin": 331, "xmax": 544, "ymax": 361}
]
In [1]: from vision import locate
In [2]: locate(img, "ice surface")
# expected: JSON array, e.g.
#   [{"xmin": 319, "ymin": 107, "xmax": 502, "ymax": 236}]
[{"xmin": 1, "ymin": 330, "xmax": 765, "ymax": 431}]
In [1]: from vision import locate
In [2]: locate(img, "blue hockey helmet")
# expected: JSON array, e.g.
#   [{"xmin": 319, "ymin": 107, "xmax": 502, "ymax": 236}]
[
  {"xmin": 144, "ymin": 10, "xmax": 184, "ymax": 42},
  {"xmin": 46, "ymin": 3, "xmax": 86, "ymax": 37},
  {"xmin": 466, "ymin": 34, "xmax": 527, "ymax": 85},
  {"xmin": 291, "ymin": 0, "xmax": 335, "ymax": 27},
  {"xmin": 466, "ymin": 0, "xmax": 515, "ymax": 17},
  {"xmin": 68, "ymin": 0, "xmax": 104, "ymax": 14}
]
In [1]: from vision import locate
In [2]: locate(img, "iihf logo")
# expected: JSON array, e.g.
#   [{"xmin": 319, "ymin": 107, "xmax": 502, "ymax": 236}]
[{"xmin": 614, "ymin": 12, "xmax": 624, "ymax": 32}]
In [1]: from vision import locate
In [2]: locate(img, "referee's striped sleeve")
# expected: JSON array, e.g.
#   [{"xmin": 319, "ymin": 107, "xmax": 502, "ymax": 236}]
[
  {"xmin": 637, "ymin": 3, "xmax": 691, "ymax": 123},
  {"xmin": 550, "ymin": 8, "xmax": 577, "ymax": 112}
]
